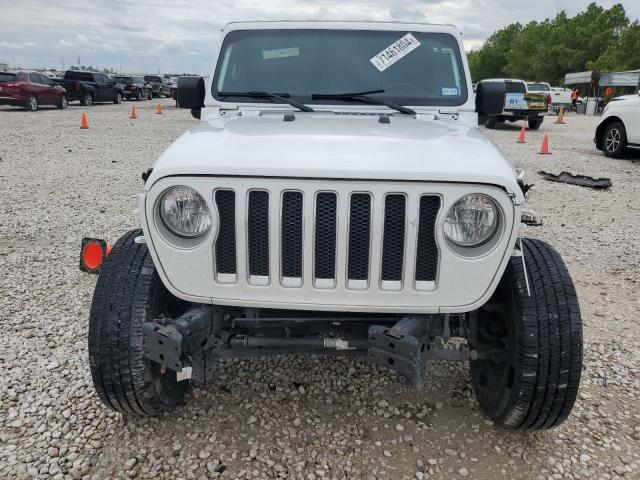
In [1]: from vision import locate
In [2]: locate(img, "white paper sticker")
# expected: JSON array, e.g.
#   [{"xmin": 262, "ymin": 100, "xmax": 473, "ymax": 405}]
[
  {"xmin": 176, "ymin": 366, "xmax": 192, "ymax": 382},
  {"xmin": 370, "ymin": 33, "xmax": 421, "ymax": 72},
  {"xmin": 262, "ymin": 47, "xmax": 300, "ymax": 60}
]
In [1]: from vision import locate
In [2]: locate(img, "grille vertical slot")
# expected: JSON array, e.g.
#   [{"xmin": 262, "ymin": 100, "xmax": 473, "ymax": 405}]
[
  {"xmin": 214, "ymin": 189, "xmax": 237, "ymax": 276},
  {"xmin": 415, "ymin": 195, "xmax": 441, "ymax": 285},
  {"xmin": 381, "ymin": 194, "xmax": 406, "ymax": 284},
  {"xmin": 281, "ymin": 191, "xmax": 303, "ymax": 281},
  {"xmin": 347, "ymin": 193, "xmax": 371, "ymax": 284},
  {"xmin": 248, "ymin": 190, "xmax": 269, "ymax": 279},
  {"xmin": 314, "ymin": 192, "xmax": 337, "ymax": 283}
]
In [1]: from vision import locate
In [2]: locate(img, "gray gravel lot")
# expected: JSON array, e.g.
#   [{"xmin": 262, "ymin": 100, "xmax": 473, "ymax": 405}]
[{"xmin": 1, "ymin": 100, "xmax": 639, "ymax": 479}]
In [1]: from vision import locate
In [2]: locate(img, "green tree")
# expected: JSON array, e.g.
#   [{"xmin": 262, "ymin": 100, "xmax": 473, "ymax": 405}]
[
  {"xmin": 467, "ymin": 23, "xmax": 522, "ymax": 82},
  {"xmin": 588, "ymin": 21, "xmax": 640, "ymax": 71},
  {"xmin": 468, "ymin": 3, "xmax": 634, "ymax": 85}
]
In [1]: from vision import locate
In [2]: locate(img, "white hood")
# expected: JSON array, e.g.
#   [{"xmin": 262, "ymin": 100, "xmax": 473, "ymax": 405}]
[{"xmin": 147, "ymin": 113, "xmax": 523, "ymax": 201}]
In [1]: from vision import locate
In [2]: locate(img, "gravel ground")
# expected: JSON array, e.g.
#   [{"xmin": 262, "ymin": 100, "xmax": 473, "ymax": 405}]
[{"xmin": 0, "ymin": 100, "xmax": 639, "ymax": 480}]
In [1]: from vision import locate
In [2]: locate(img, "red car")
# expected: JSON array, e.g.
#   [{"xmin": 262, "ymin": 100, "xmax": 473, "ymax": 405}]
[{"xmin": 0, "ymin": 71, "xmax": 68, "ymax": 111}]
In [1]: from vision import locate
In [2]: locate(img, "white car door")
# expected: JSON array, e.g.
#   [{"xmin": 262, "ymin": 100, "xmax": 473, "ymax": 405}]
[{"xmin": 628, "ymin": 95, "xmax": 640, "ymax": 145}]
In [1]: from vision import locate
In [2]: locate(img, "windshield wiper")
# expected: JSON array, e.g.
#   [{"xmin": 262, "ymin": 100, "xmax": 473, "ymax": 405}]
[
  {"xmin": 218, "ymin": 91, "xmax": 314, "ymax": 112},
  {"xmin": 311, "ymin": 89, "xmax": 416, "ymax": 115}
]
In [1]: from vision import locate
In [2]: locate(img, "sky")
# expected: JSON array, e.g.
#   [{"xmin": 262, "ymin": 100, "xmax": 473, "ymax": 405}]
[{"xmin": 0, "ymin": 0, "xmax": 638, "ymax": 74}]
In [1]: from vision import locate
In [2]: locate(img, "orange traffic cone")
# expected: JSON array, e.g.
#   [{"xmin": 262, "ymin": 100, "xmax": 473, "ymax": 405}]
[
  {"xmin": 156, "ymin": 103, "xmax": 162, "ymax": 114},
  {"xmin": 130, "ymin": 106, "xmax": 137, "ymax": 119},
  {"xmin": 538, "ymin": 134, "xmax": 550, "ymax": 154},
  {"xmin": 80, "ymin": 112, "xmax": 89, "ymax": 129},
  {"xmin": 517, "ymin": 126, "xmax": 526, "ymax": 143},
  {"xmin": 554, "ymin": 107, "xmax": 565, "ymax": 125}
]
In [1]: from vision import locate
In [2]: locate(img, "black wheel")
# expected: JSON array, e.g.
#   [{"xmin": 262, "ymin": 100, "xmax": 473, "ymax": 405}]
[
  {"xmin": 135, "ymin": 90, "xmax": 142, "ymax": 101},
  {"xmin": 88, "ymin": 229, "xmax": 189, "ymax": 416},
  {"xmin": 25, "ymin": 94, "xmax": 38, "ymax": 111},
  {"xmin": 528, "ymin": 117, "xmax": 543, "ymax": 130},
  {"xmin": 57, "ymin": 95, "xmax": 68, "ymax": 109},
  {"xmin": 80, "ymin": 93, "xmax": 93, "ymax": 107},
  {"xmin": 147, "ymin": 90, "xmax": 153, "ymax": 100},
  {"xmin": 469, "ymin": 238, "xmax": 583, "ymax": 430},
  {"xmin": 602, "ymin": 121, "xmax": 627, "ymax": 158},
  {"xmin": 114, "ymin": 92, "xmax": 122, "ymax": 104},
  {"xmin": 485, "ymin": 116, "xmax": 497, "ymax": 129}
]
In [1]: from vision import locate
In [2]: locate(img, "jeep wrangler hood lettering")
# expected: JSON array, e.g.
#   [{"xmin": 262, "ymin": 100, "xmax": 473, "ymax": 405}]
[{"xmin": 147, "ymin": 115, "xmax": 522, "ymax": 199}]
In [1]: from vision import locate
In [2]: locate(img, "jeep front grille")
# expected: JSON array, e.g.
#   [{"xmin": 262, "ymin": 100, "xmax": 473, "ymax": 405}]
[{"xmin": 213, "ymin": 185, "xmax": 441, "ymax": 290}]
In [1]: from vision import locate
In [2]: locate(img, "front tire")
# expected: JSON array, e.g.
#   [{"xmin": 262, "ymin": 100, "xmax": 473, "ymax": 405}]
[
  {"xmin": 469, "ymin": 238, "xmax": 583, "ymax": 430},
  {"xmin": 135, "ymin": 90, "xmax": 142, "ymax": 101},
  {"xmin": 57, "ymin": 95, "xmax": 68, "ymax": 109},
  {"xmin": 114, "ymin": 92, "xmax": 122, "ymax": 104},
  {"xmin": 602, "ymin": 121, "xmax": 627, "ymax": 158},
  {"xmin": 485, "ymin": 116, "xmax": 497, "ymax": 129},
  {"xmin": 25, "ymin": 94, "xmax": 38, "ymax": 111},
  {"xmin": 88, "ymin": 229, "xmax": 188, "ymax": 416}
]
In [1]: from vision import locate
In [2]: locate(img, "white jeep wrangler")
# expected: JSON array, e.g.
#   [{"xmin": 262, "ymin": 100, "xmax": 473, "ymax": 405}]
[{"xmin": 83, "ymin": 21, "xmax": 582, "ymax": 430}]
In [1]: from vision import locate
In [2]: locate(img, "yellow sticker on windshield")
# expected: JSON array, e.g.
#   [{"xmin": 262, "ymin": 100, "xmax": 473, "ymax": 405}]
[{"xmin": 370, "ymin": 34, "xmax": 421, "ymax": 72}]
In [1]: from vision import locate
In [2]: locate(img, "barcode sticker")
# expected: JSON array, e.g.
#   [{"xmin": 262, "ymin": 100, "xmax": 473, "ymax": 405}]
[{"xmin": 370, "ymin": 33, "xmax": 421, "ymax": 72}]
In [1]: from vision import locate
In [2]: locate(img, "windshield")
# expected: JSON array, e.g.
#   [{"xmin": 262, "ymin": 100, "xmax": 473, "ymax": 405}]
[
  {"xmin": 527, "ymin": 83, "xmax": 550, "ymax": 91},
  {"xmin": 145, "ymin": 76, "xmax": 162, "ymax": 82},
  {"xmin": 113, "ymin": 76, "xmax": 132, "ymax": 85},
  {"xmin": 213, "ymin": 29, "xmax": 468, "ymax": 107}
]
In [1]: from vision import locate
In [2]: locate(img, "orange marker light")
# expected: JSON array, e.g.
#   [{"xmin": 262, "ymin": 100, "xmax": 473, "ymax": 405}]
[{"xmin": 79, "ymin": 238, "xmax": 109, "ymax": 274}]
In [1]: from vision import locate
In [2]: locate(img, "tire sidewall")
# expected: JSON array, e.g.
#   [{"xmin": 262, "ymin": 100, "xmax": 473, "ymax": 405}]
[{"xmin": 58, "ymin": 95, "xmax": 68, "ymax": 109}]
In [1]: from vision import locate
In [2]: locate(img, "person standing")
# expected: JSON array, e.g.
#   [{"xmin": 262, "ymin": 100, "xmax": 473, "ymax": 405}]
[
  {"xmin": 571, "ymin": 88, "xmax": 579, "ymax": 112},
  {"xmin": 604, "ymin": 86, "xmax": 614, "ymax": 102}
]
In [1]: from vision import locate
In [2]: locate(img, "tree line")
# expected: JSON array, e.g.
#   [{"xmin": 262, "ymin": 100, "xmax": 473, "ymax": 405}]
[{"xmin": 467, "ymin": 3, "xmax": 640, "ymax": 85}]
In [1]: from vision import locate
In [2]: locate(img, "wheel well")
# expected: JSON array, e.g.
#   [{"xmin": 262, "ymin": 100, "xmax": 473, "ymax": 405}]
[{"xmin": 596, "ymin": 116, "xmax": 624, "ymax": 149}]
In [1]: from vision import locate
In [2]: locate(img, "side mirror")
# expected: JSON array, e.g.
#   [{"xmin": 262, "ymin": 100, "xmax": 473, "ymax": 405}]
[
  {"xmin": 476, "ymin": 81, "xmax": 505, "ymax": 116},
  {"xmin": 177, "ymin": 76, "xmax": 205, "ymax": 118}
]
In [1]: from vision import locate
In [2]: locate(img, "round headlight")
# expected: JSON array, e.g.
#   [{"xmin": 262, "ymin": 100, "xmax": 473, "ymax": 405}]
[
  {"xmin": 444, "ymin": 194, "xmax": 499, "ymax": 247},
  {"xmin": 159, "ymin": 186, "xmax": 212, "ymax": 238}
]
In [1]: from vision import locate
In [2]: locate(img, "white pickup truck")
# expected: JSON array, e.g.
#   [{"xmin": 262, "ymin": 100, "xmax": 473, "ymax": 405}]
[
  {"xmin": 81, "ymin": 21, "xmax": 583, "ymax": 430},
  {"xmin": 527, "ymin": 82, "xmax": 573, "ymax": 112}
]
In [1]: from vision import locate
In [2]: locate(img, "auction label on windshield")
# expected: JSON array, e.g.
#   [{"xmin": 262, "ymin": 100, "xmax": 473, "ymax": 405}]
[
  {"xmin": 262, "ymin": 47, "xmax": 300, "ymax": 60},
  {"xmin": 370, "ymin": 33, "xmax": 421, "ymax": 72}
]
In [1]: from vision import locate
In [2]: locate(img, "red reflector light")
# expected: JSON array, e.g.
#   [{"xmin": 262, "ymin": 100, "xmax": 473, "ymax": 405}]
[{"xmin": 80, "ymin": 238, "xmax": 109, "ymax": 274}]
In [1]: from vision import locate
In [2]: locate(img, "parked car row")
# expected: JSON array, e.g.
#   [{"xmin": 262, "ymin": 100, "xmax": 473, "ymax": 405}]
[{"xmin": 0, "ymin": 70, "xmax": 174, "ymax": 111}]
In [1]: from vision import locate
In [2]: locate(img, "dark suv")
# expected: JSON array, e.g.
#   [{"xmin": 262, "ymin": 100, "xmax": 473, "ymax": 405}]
[
  {"xmin": 112, "ymin": 76, "xmax": 153, "ymax": 101},
  {"xmin": 143, "ymin": 75, "xmax": 169, "ymax": 98}
]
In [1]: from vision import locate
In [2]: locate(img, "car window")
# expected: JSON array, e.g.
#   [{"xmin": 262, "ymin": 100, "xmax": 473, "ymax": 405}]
[
  {"xmin": 527, "ymin": 83, "xmax": 550, "ymax": 91},
  {"xmin": 0, "ymin": 72, "xmax": 17, "ymax": 82},
  {"xmin": 213, "ymin": 29, "xmax": 469, "ymax": 107},
  {"xmin": 64, "ymin": 71, "xmax": 93, "ymax": 81},
  {"xmin": 505, "ymin": 81, "xmax": 526, "ymax": 94},
  {"xmin": 145, "ymin": 76, "xmax": 162, "ymax": 83}
]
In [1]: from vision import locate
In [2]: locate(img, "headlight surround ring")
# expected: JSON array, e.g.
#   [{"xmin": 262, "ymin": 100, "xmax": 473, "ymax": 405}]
[
  {"xmin": 443, "ymin": 194, "xmax": 499, "ymax": 248},
  {"xmin": 159, "ymin": 185, "xmax": 212, "ymax": 239}
]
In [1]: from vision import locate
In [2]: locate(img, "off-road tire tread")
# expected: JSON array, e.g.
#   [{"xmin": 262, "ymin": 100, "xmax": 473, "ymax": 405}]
[{"xmin": 88, "ymin": 229, "xmax": 185, "ymax": 416}]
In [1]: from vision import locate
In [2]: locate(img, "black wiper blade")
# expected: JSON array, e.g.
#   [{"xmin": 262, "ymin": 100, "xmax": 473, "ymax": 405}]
[
  {"xmin": 218, "ymin": 91, "xmax": 314, "ymax": 112},
  {"xmin": 311, "ymin": 89, "xmax": 416, "ymax": 115}
]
